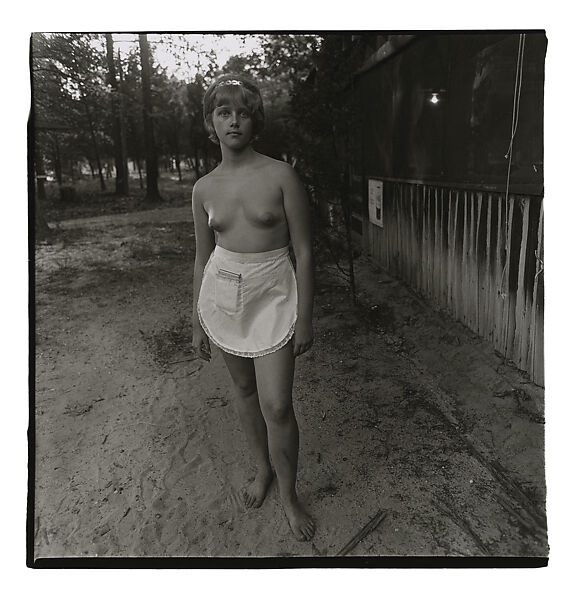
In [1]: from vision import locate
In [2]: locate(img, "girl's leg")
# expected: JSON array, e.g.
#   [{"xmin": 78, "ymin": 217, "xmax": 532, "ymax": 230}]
[
  {"xmin": 219, "ymin": 349, "xmax": 273, "ymax": 508},
  {"xmin": 253, "ymin": 340, "xmax": 315, "ymax": 541}
]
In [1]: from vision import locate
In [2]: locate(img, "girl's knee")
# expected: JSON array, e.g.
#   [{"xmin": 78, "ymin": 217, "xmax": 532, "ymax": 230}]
[
  {"xmin": 233, "ymin": 377, "xmax": 257, "ymax": 398},
  {"xmin": 262, "ymin": 398, "xmax": 294, "ymax": 425}
]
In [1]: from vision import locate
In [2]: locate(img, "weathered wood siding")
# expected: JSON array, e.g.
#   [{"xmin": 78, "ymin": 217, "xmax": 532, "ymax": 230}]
[{"xmin": 366, "ymin": 180, "xmax": 544, "ymax": 386}]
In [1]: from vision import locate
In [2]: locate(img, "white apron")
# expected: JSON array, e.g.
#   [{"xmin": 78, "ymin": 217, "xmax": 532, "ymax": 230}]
[{"xmin": 197, "ymin": 245, "xmax": 297, "ymax": 357}]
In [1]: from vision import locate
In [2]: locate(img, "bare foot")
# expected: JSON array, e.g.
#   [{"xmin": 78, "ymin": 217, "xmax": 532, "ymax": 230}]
[
  {"xmin": 283, "ymin": 498, "xmax": 315, "ymax": 541},
  {"xmin": 242, "ymin": 470, "xmax": 273, "ymax": 509}
]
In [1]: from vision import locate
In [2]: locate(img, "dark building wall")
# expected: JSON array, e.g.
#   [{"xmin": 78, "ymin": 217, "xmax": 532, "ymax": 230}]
[
  {"xmin": 350, "ymin": 32, "xmax": 546, "ymax": 385},
  {"xmin": 356, "ymin": 32, "xmax": 546, "ymax": 193}
]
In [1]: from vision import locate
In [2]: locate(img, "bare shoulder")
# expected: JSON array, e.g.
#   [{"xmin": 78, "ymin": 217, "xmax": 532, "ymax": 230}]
[
  {"xmin": 192, "ymin": 169, "xmax": 218, "ymax": 202},
  {"xmin": 257, "ymin": 155, "xmax": 301, "ymax": 185},
  {"xmin": 192, "ymin": 174, "xmax": 205, "ymax": 199}
]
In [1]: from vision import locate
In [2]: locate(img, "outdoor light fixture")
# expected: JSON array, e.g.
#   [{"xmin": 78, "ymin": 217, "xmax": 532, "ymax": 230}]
[{"xmin": 421, "ymin": 89, "xmax": 446, "ymax": 105}]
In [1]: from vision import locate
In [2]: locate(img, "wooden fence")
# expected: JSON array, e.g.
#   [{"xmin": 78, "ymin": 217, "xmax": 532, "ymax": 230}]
[{"xmin": 364, "ymin": 179, "xmax": 544, "ymax": 386}]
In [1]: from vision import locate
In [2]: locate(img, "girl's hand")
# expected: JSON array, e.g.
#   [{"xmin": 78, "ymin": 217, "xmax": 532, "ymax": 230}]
[
  {"xmin": 293, "ymin": 319, "xmax": 313, "ymax": 357},
  {"xmin": 192, "ymin": 325, "xmax": 211, "ymax": 361}
]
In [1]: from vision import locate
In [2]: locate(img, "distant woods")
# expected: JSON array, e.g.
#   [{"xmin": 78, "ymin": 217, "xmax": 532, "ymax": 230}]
[{"xmin": 31, "ymin": 33, "xmax": 215, "ymax": 209}]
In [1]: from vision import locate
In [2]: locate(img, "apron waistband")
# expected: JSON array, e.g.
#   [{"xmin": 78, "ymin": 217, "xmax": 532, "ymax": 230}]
[{"xmin": 213, "ymin": 244, "xmax": 290, "ymax": 264}]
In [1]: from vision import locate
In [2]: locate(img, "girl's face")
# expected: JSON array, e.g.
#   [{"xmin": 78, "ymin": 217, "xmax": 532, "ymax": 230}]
[{"xmin": 211, "ymin": 102, "xmax": 254, "ymax": 148}]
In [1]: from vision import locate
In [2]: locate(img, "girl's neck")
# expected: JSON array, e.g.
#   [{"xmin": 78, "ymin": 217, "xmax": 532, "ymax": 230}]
[{"xmin": 219, "ymin": 144, "xmax": 257, "ymax": 170}]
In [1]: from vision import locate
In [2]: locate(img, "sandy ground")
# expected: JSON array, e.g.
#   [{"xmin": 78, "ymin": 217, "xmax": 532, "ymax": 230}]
[{"xmin": 33, "ymin": 204, "xmax": 548, "ymax": 559}]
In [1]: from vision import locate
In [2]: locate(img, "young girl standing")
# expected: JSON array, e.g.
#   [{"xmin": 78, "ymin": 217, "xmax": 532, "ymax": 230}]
[{"xmin": 191, "ymin": 73, "xmax": 315, "ymax": 542}]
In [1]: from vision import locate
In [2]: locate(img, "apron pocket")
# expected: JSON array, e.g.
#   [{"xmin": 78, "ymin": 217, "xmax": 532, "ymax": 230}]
[{"xmin": 214, "ymin": 270, "xmax": 242, "ymax": 314}]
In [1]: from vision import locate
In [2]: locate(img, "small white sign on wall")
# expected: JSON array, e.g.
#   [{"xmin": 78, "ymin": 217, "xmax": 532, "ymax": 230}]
[{"xmin": 368, "ymin": 178, "xmax": 384, "ymax": 227}]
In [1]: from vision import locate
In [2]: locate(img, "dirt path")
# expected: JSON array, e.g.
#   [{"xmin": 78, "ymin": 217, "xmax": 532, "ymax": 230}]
[{"xmin": 34, "ymin": 205, "xmax": 547, "ymax": 559}]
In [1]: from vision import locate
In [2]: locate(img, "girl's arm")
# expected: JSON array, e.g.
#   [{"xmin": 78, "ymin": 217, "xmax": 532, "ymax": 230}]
[
  {"xmin": 281, "ymin": 164, "xmax": 314, "ymax": 357},
  {"xmin": 191, "ymin": 180, "xmax": 215, "ymax": 360}
]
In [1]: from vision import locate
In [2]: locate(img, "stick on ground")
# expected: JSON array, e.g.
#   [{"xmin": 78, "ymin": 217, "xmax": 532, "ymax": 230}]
[
  {"xmin": 168, "ymin": 356, "xmax": 199, "ymax": 364},
  {"xmin": 336, "ymin": 509, "xmax": 388, "ymax": 556}
]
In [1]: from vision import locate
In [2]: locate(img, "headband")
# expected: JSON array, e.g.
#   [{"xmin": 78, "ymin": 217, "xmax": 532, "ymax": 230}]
[{"xmin": 216, "ymin": 79, "xmax": 244, "ymax": 88}]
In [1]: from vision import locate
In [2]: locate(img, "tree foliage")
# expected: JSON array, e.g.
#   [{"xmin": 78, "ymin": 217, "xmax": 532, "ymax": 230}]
[
  {"xmin": 32, "ymin": 33, "xmax": 112, "ymax": 187},
  {"xmin": 290, "ymin": 36, "xmax": 370, "ymax": 301}
]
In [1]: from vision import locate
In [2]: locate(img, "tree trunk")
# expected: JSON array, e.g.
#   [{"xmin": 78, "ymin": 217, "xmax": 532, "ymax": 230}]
[
  {"xmin": 37, "ymin": 177, "xmax": 46, "ymax": 202},
  {"xmin": 138, "ymin": 34, "xmax": 161, "ymax": 202},
  {"xmin": 116, "ymin": 49, "xmax": 130, "ymax": 195},
  {"xmin": 34, "ymin": 183, "xmax": 52, "ymax": 241},
  {"xmin": 135, "ymin": 158, "xmax": 144, "ymax": 189},
  {"xmin": 331, "ymin": 128, "xmax": 357, "ymax": 304},
  {"xmin": 170, "ymin": 135, "xmax": 182, "ymax": 182},
  {"xmin": 340, "ymin": 173, "xmax": 357, "ymax": 304},
  {"xmin": 128, "ymin": 115, "xmax": 145, "ymax": 191},
  {"xmin": 35, "ymin": 152, "xmax": 47, "ymax": 202},
  {"xmin": 32, "ymin": 144, "xmax": 51, "ymax": 240},
  {"xmin": 84, "ymin": 99, "xmax": 106, "ymax": 192},
  {"xmin": 175, "ymin": 154, "xmax": 182, "ymax": 182},
  {"xmin": 106, "ymin": 34, "xmax": 129, "ymax": 196},
  {"xmin": 52, "ymin": 135, "xmax": 63, "ymax": 186},
  {"xmin": 194, "ymin": 148, "xmax": 201, "ymax": 179}
]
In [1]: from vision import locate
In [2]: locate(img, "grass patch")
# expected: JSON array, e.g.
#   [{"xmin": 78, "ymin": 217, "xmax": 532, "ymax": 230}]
[
  {"xmin": 142, "ymin": 316, "xmax": 194, "ymax": 368},
  {"xmin": 42, "ymin": 172, "xmax": 195, "ymax": 223}
]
